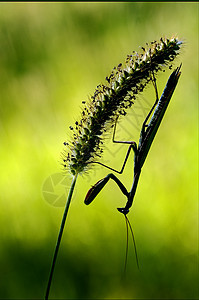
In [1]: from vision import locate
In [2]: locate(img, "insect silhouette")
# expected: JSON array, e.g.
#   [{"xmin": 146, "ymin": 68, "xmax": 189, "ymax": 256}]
[{"xmin": 84, "ymin": 65, "xmax": 182, "ymax": 268}]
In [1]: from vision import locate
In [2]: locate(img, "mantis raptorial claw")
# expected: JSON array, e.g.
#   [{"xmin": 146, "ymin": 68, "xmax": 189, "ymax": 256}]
[
  {"xmin": 84, "ymin": 173, "xmax": 129, "ymax": 205},
  {"xmin": 84, "ymin": 178, "xmax": 109, "ymax": 205}
]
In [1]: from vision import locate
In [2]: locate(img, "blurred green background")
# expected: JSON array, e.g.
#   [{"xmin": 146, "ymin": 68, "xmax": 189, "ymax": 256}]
[{"xmin": 0, "ymin": 2, "xmax": 198, "ymax": 299}]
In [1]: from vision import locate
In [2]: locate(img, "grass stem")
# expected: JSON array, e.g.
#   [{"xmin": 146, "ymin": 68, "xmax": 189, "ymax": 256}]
[{"xmin": 45, "ymin": 174, "xmax": 78, "ymax": 300}]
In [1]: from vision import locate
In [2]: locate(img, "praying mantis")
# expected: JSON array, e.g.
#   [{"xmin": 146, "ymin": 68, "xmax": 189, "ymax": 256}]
[{"xmin": 84, "ymin": 65, "xmax": 182, "ymax": 267}]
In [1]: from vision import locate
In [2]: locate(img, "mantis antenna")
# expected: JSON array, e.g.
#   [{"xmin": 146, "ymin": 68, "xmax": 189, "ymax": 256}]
[{"xmin": 124, "ymin": 214, "xmax": 139, "ymax": 272}]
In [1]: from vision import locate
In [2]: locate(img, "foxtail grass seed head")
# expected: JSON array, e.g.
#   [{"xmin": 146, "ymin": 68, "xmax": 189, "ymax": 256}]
[{"xmin": 62, "ymin": 37, "xmax": 182, "ymax": 175}]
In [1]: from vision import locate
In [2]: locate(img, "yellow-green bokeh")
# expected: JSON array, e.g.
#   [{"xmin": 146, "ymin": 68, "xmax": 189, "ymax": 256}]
[{"xmin": 0, "ymin": 2, "xmax": 198, "ymax": 299}]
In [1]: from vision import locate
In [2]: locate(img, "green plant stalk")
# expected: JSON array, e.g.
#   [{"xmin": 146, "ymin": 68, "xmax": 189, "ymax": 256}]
[{"xmin": 45, "ymin": 174, "xmax": 78, "ymax": 300}]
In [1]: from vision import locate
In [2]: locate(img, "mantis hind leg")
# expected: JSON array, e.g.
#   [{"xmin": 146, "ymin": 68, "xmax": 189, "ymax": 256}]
[
  {"xmin": 139, "ymin": 70, "xmax": 160, "ymax": 145},
  {"xmin": 143, "ymin": 70, "xmax": 159, "ymax": 128}
]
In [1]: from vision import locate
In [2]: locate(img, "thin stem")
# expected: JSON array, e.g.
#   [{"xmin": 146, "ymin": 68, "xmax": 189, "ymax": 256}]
[{"xmin": 45, "ymin": 174, "xmax": 78, "ymax": 300}]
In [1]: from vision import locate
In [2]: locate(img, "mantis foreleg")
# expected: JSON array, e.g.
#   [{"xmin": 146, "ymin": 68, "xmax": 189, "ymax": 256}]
[{"xmin": 84, "ymin": 173, "xmax": 129, "ymax": 205}]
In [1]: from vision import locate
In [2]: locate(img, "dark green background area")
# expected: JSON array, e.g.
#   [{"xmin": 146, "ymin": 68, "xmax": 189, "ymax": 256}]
[{"xmin": 0, "ymin": 2, "xmax": 198, "ymax": 299}]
